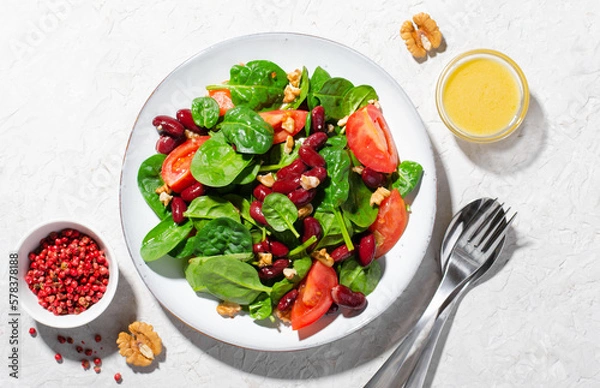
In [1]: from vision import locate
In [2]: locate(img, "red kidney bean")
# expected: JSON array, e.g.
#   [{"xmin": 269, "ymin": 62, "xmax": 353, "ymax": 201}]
[
  {"xmin": 330, "ymin": 244, "xmax": 354, "ymax": 263},
  {"xmin": 171, "ymin": 197, "xmax": 187, "ymax": 224},
  {"xmin": 269, "ymin": 240, "xmax": 289, "ymax": 258},
  {"xmin": 152, "ymin": 115, "xmax": 185, "ymax": 137},
  {"xmin": 253, "ymin": 240, "xmax": 270, "ymax": 254},
  {"xmin": 258, "ymin": 259, "xmax": 290, "ymax": 280},
  {"xmin": 176, "ymin": 108, "xmax": 204, "ymax": 133},
  {"xmin": 156, "ymin": 135, "xmax": 183, "ymax": 154},
  {"xmin": 180, "ymin": 182, "xmax": 205, "ymax": 202},
  {"xmin": 358, "ymin": 233, "xmax": 376, "ymax": 266},
  {"xmin": 326, "ymin": 303, "xmax": 339, "ymax": 315},
  {"xmin": 288, "ymin": 188, "xmax": 316, "ymax": 207},
  {"xmin": 276, "ymin": 158, "xmax": 307, "ymax": 180},
  {"xmin": 303, "ymin": 166, "xmax": 327, "ymax": 183},
  {"xmin": 252, "ymin": 184, "xmax": 272, "ymax": 201},
  {"xmin": 301, "ymin": 216, "xmax": 322, "ymax": 248},
  {"xmin": 361, "ymin": 167, "xmax": 387, "ymax": 189},
  {"xmin": 311, "ymin": 106, "xmax": 325, "ymax": 133},
  {"xmin": 299, "ymin": 146, "xmax": 326, "ymax": 168},
  {"xmin": 249, "ymin": 201, "xmax": 268, "ymax": 225},
  {"xmin": 303, "ymin": 132, "xmax": 328, "ymax": 150},
  {"xmin": 271, "ymin": 176, "xmax": 301, "ymax": 194},
  {"xmin": 276, "ymin": 289, "xmax": 299, "ymax": 312},
  {"xmin": 331, "ymin": 285, "xmax": 367, "ymax": 310}
]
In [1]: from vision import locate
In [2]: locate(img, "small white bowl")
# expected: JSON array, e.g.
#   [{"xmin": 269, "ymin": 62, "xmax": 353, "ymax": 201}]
[{"xmin": 17, "ymin": 220, "xmax": 119, "ymax": 328}]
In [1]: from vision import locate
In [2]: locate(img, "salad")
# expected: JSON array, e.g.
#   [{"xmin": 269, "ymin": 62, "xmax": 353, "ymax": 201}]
[{"xmin": 136, "ymin": 60, "xmax": 423, "ymax": 330}]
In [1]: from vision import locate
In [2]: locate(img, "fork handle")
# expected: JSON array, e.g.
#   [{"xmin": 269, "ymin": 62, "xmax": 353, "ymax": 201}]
[{"xmin": 364, "ymin": 268, "xmax": 468, "ymax": 388}]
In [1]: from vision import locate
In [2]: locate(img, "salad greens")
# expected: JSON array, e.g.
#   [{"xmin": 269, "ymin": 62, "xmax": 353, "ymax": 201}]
[{"xmin": 137, "ymin": 59, "xmax": 424, "ymax": 329}]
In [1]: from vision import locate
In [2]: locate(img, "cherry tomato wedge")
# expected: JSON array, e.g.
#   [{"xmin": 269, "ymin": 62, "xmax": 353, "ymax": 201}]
[
  {"xmin": 346, "ymin": 105, "xmax": 399, "ymax": 173},
  {"xmin": 208, "ymin": 89, "xmax": 235, "ymax": 116},
  {"xmin": 369, "ymin": 189, "xmax": 408, "ymax": 258},
  {"xmin": 291, "ymin": 260, "xmax": 338, "ymax": 330},
  {"xmin": 161, "ymin": 136, "xmax": 209, "ymax": 193},
  {"xmin": 259, "ymin": 109, "xmax": 308, "ymax": 144}
]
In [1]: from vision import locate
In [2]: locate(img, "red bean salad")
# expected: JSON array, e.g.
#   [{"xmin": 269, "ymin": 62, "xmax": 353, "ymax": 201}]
[{"xmin": 137, "ymin": 60, "xmax": 423, "ymax": 330}]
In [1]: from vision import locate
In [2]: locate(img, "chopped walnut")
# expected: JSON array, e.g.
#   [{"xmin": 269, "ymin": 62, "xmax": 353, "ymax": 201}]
[
  {"xmin": 257, "ymin": 172, "xmax": 275, "ymax": 188},
  {"xmin": 117, "ymin": 321, "xmax": 163, "ymax": 367},
  {"xmin": 184, "ymin": 129, "xmax": 201, "ymax": 139},
  {"xmin": 275, "ymin": 308, "xmax": 292, "ymax": 324},
  {"xmin": 216, "ymin": 301, "xmax": 242, "ymax": 318},
  {"xmin": 283, "ymin": 267, "xmax": 297, "ymax": 280},
  {"xmin": 311, "ymin": 248, "xmax": 334, "ymax": 267},
  {"xmin": 257, "ymin": 252, "xmax": 273, "ymax": 268},
  {"xmin": 287, "ymin": 69, "xmax": 302, "ymax": 87},
  {"xmin": 281, "ymin": 115, "xmax": 296, "ymax": 133},
  {"xmin": 284, "ymin": 135, "xmax": 295, "ymax": 154},
  {"xmin": 327, "ymin": 123, "xmax": 336, "ymax": 133},
  {"xmin": 297, "ymin": 203, "xmax": 314, "ymax": 219},
  {"xmin": 370, "ymin": 186, "xmax": 391, "ymax": 206},
  {"xmin": 337, "ymin": 115, "xmax": 349, "ymax": 127},
  {"xmin": 158, "ymin": 191, "xmax": 173, "ymax": 206},
  {"xmin": 155, "ymin": 184, "xmax": 172, "ymax": 195},
  {"xmin": 368, "ymin": 99, "xmax": 381, "ymax": 110},
  {"xmin": 283, "ymin": 84, "xmax": 301, "ymax": 103},
  {"xmin": 352, "ymin": 165, "xmax": 365, "ymax": 175},
  {"xmin": 400, "ymin": 13, "xmax": 442, "ymax": 58},
  {"xmin": 300, "ymin": 174, "xmax": 320, "ymax": 190}
]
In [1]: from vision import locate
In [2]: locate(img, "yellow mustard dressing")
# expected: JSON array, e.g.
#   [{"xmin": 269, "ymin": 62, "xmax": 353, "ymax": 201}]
[{"xmin": 442, "ymin": 57, "xmax": 520, "ymax": 136}]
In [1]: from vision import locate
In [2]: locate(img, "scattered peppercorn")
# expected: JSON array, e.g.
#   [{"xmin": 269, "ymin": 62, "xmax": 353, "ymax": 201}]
[
  {"xmin": 29, "ymin": 327, "xmax": 37, "ymax": 336},
  {"xmin": 114, "ymin": 372, "xmax": 122, "ymax": 383},
  {"xmin": 57, "ymin": 335, "xmax": 66, "ymax": 344},
  {"xmin": 55, "ymin": 353, "xmax": 63, "ymax": 363}
]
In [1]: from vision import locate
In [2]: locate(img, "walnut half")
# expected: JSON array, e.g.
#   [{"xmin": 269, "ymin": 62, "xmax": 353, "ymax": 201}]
[
  {"xmin": 400, "ymin": 13, "xmax": 442, "ymax": 58},
  {"xmin": 117, "ymin": 321, "xmax": 163, "ymax": 367}
]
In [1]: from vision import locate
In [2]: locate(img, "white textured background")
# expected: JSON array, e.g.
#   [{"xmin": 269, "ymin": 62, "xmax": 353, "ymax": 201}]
[{"xmin": 1, "ymin": 0, "xmax": 599, "ymax": 387}]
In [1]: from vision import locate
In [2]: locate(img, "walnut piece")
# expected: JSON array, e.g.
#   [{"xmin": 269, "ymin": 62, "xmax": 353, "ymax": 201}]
[
  {"xmin": 287, "ymin": 69, "xmax": 302, "ymax": 87},
  {"xmin": 370, "ymin": 186, "xmax": 391, "ymax": 206},
  {"xmin": 117, "ymin": 321, "xmax": 163, "ymax": 367},
  {"xmin": 216, "ymin": 301, "xmax": 242, "ymax": 318},
  {"xmin": 300, "ymin": 174, "xmax": 320, "ymax": 190},
  {"xmin": 311, "ymin": 248, "xmax": 334, "ymax": 267},
  {"xmin": 257, "ymin": 252, "xmax": 273, "ymax": 268},
  {"xmin": 158, "ymin": 191, "xmax": 173, "ymax": 207},
  {"xmin": 284, "ymin": 135, "xmax": 295, "ymax": 154},
  {"xmin": 400, "ymin": 13, "xmax": 442, "ymax": 58},
  {"xmin": 283, "ymin": 84, "xmax": 301, "ymax": 103},
  {"xmin": 257, "ymin": 172, "xmax": 275, "ymax": 188},
  {"xmin": 281, "ymin": 115, "xmax": 296, "ymax": 133},
  {"xmin": 297, "ymin": 203, "xmax": 314, "ymax": 219}
]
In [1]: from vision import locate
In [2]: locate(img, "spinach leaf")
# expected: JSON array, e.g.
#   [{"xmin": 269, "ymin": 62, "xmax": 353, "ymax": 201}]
[
  {"xmin": 339, "ymin": 258, "xmax": 382, "ymax": 296},
  {"xmin": 232, "ymin": 161, "xmax": 260, "ymax": 185},
  {"xmin": 137, "ymin": 154, "xmax": 169, "ymax": 220},
  {"xmin": 319, "ymin": 137, "xmax": 351, "ymax": 210},
  {"xmin": 220, "ymin": 106, "xmax": 274, "ymax": 155},
  {"xmin": 191, "ymin": 96, "xmax": 220, "ymax": 129},
  {"xmin": 262, "ymin": 193, "xmax": 300, "ymax": 238},
  {"xmin": 341, "ymin": 85, "xmax": 378, "ymax": 117},
  {"xmin": 191, "ymin": 136, "xmax": 253, "ymax": 187},
  {"xmin": 169, "ymin": 234, "xmax": 199, "ymax": 259},
  {"xmin": 194, "ymin": 256, "xmax": 272, "ymax": 305},
  {"xmin": 307, "ymin": 66, "xmax": 331, "ymax": 110},
  {"xmin": 184, "ymin": 195, "xmax": 240, "ymax": 222},
  {"xmin": 214, "ymin": 60, "xmax": 288, "ymax": 111},
  {"xmin": 390, "ymin": 160, "xmax": 424, "ymax": 197},
  {"xmin": 341, "ymin": 171, "xmax": 378, "ymax": 229},
  {"xmin": 270, "ymin": 280, "xmax": 294, "ymax": 305},
  {"xmin": 195, "ymin": 217, "xmax": 253, "ymax": 256},
  {"xmin": 248, "ymin": 293, "xmax": 272, "ymax": 320},
  {"xmin": 313, "ymin": 210, "xmax": 354, "ymax": 249},
  {"xmin": 312, "ymin": 77, "xmax": 354, "ymax": 120},
  {"xmin": 140, "ymin": 218, "xmax": 194, "ymax": 262},
  {"xmin": 285, "ymin": 66, "xmax": 309, "ymax": 109},
  {"xmin": 185, "ymin": 257, "xmax": 209, "ymax": 292},
  {"xmin": 258, "ymin": 139, "xmax": 300, "ymax": 172},
  {"xmin": 223, "ymin": 193, "xmax": 266, "ymax": 232}
]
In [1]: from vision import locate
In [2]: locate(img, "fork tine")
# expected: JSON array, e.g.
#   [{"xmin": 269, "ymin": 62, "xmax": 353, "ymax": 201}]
[
  {"xmin": 457, "ymin": 199, "xmax": 501, "ymax": 245},
  {"xmin": 481, "ymin": 212, "xmax": 516, "ymax": 253},
  {"xmin": 470, "ymin": 203, "xmax": 506, "ymax": 247}
]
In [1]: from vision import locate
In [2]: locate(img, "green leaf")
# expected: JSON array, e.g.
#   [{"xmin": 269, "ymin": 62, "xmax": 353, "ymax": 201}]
[
  {"xmin": 191, "ymin": 136, "xmax": 253, "ymax": 187},
  {"xmin": 195, "ymin": 257, "xmax": 272, "ymax": 305},
  {"xmin": 284, "ymin": 66, "xmax": 309, "ymax": 109},
  {"xmin": 319, "ymin": 137, "xmax": 351, "ymax": 210},
  {"xmin": 191, "ymin": 96, "xmax": 220, "ymax": 128},
  {"xmin": 341, "ymin": 85, "xmax": 378, "ymax": 117},
  {"xmin": 314, "ymin": 210, "xmax": 354, "ymax": 249},
  {"xmin": 184, "ymin": 195, "xmax": 240, "ymax": 222},
  {"xmin": 313, "ymin": 77, "xmax": 354, "ymax": 120},
  {"xmin": 169, "ymin": 234, "xmax": 199, "ymax": 259},
  {"xmin": 248, "ymin": 293, "xmax": 272, "ymax": 320},
  {"xmin": 390, "ymin": 160, "xmax": 424, "ymax": 197},
  {"xmin": 341, "ymin": 172, "xmax": 379, "ymax": 229},
  {"xmin": 220, "ymin": 106, "xmax": 274, "ymax": 154},
  {"xmin": 140, "ymin": 218, "xmax": 194, "ymax": 262},
  {"xmin": 194, "ymin": 217, "xmax": 253, "ymax": 257},
  {"xmin": 339, "ymin": 258, "xmax": 382, "ymax": 296},
  {"xmin": 137, "ymin": 154, "xmax": 169, "ymax": 220},
  {"xmin": 262, "ymin": 193, "xmax": 300, "ymax": 237},
  {"xmin": 307, "ymin": 66, "xmax": 331, "ymax": 110}
]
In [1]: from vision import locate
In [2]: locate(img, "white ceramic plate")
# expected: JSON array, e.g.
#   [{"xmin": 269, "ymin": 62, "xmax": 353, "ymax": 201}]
[{"xmin": 120, "ymin": 32, "xmax": 436, "ymax": 351}]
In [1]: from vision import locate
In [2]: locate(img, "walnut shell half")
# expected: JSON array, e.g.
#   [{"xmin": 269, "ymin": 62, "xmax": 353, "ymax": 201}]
[{"xmin": 117, "ymin": 321, "xmax": 163, "ymax": 367}]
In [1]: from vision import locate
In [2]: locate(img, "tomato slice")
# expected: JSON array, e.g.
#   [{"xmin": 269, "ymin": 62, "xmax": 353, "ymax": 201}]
[
  {"xmin": 291, "ymin": 260, "xmax": 338, "ymax": 330},
  {"xmin": 208, "ymin": 89, "xmax": 235, "ymax": 116},
  {"xmin": 346, "ymin": 105, "xmax": 399, "ymax": 173},
  {"xmin": 369, "ymin": 189, "xmax": 408, "ymax": 258},
  {"xmin": 259, "ymin": 109, "xmax": 308, "ymax": 144},
  {"xmin": 161, "ymin": 136, "xmax": 209, "ymax": 193}
]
